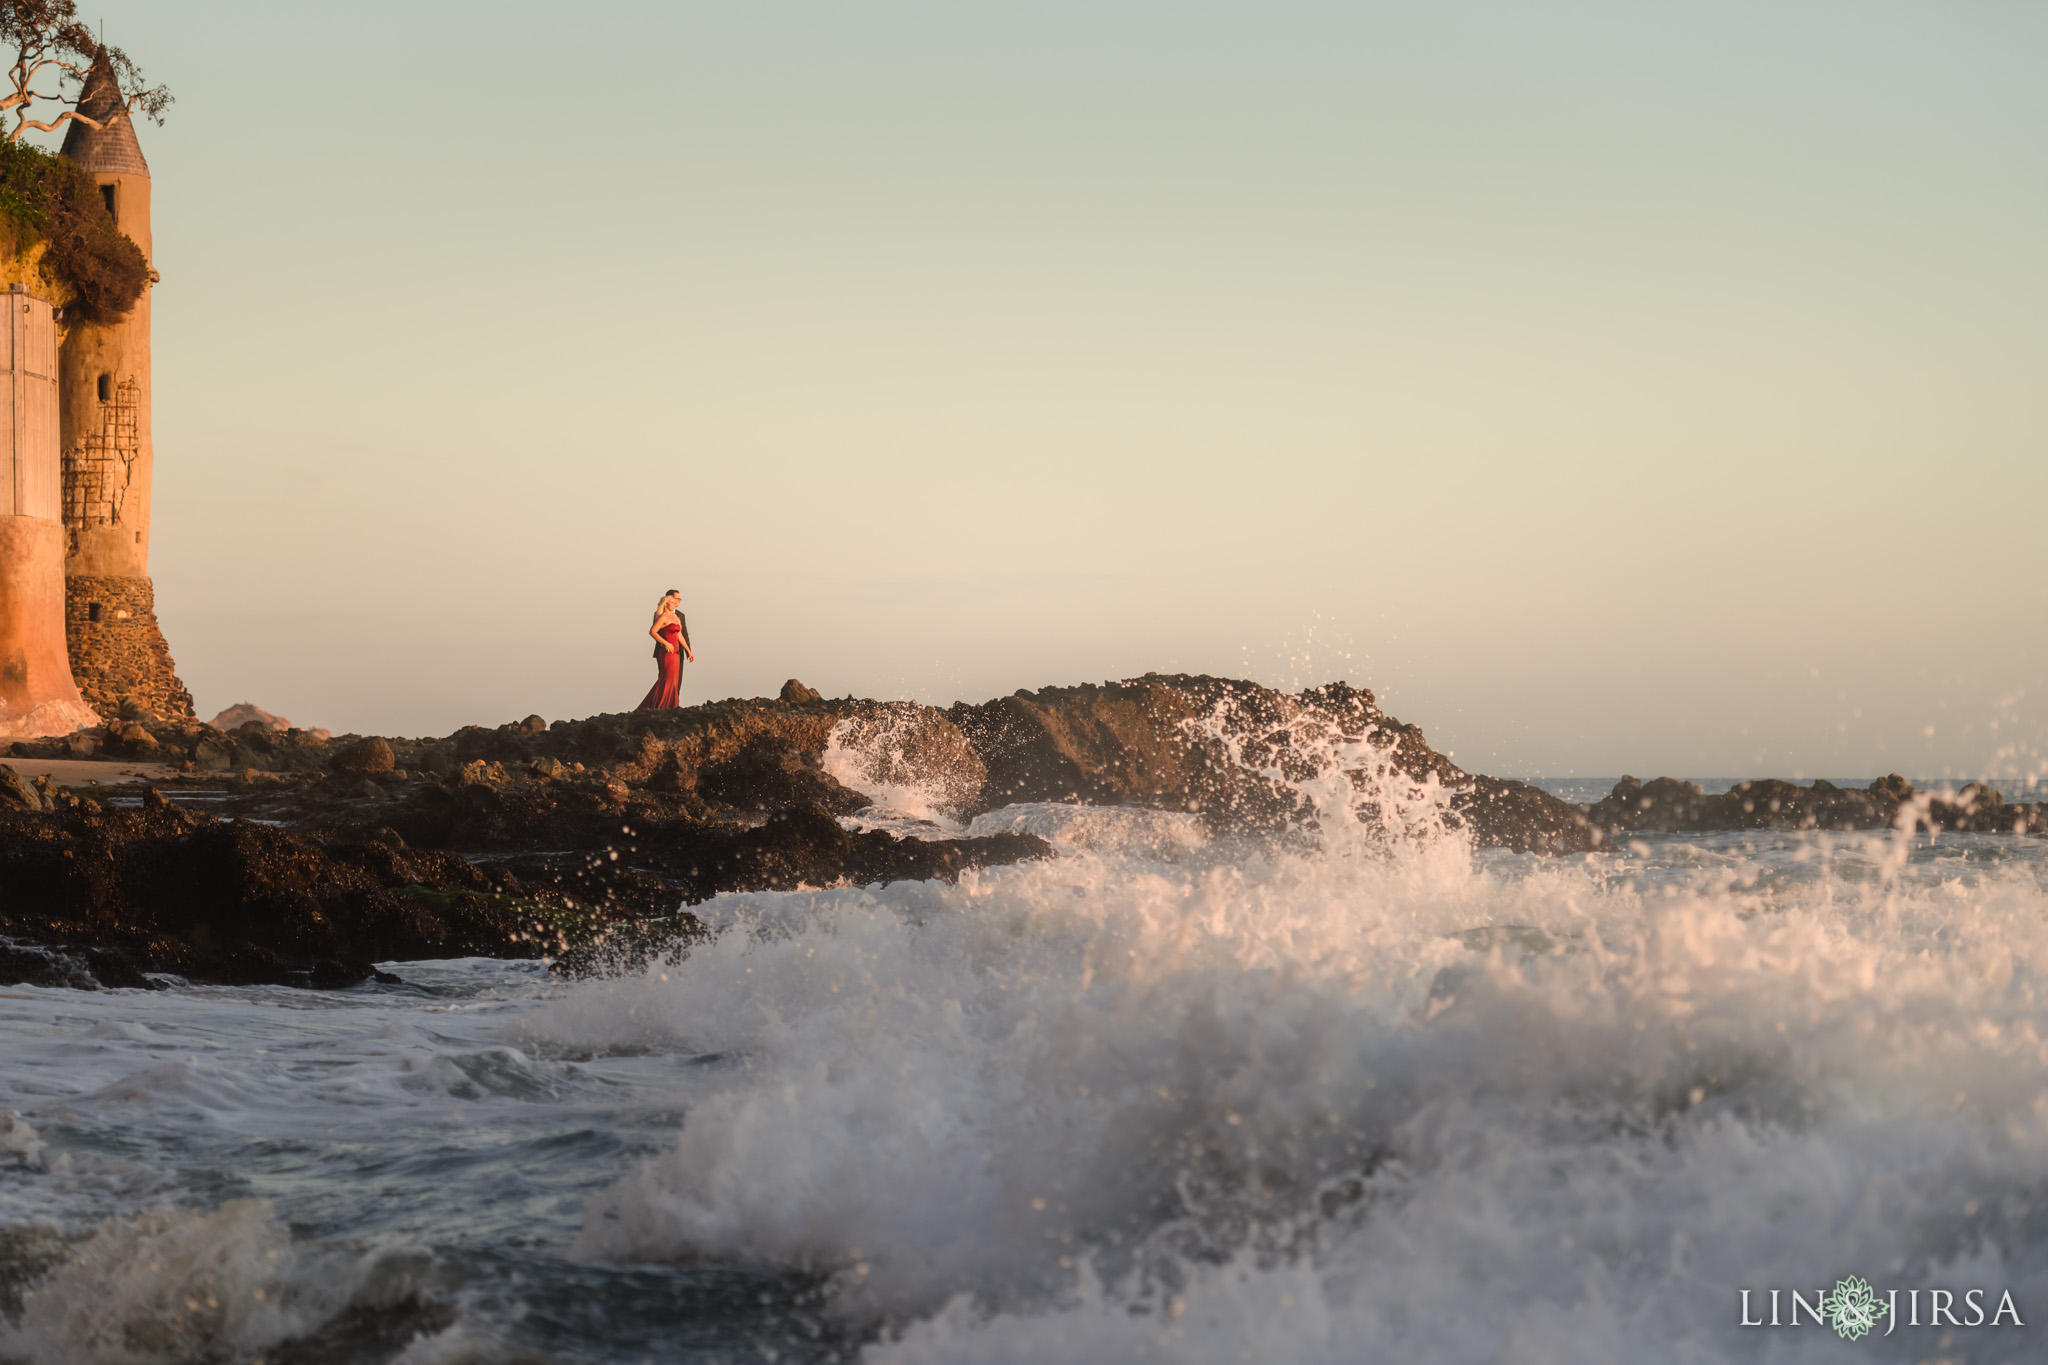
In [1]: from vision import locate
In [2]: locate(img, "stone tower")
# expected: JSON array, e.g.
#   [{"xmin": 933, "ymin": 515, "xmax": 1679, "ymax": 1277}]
[
  {"xmin": 58, "ymin": 49, "xmax": 192, "ymax": 719},
  {"xmin": 0, "ymin": 284, "xmax": 97, "ymax": 737}
]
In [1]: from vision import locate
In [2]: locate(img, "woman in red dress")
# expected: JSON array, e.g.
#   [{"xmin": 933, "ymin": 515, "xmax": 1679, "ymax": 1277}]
[{"xmin": 637, "ymin": 589, "xmax": 694, "ymax": 710}]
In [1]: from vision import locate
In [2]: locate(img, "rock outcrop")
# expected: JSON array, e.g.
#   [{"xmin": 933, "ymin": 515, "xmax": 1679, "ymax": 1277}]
[
  {"xmin": 948, "ymin": 674, "xmax": 1600, "ymax": 852},
  {"xmin": 0, "ymin": 779, "xmax": 1057, "ymax": 989},
  {"xmin": 68, "ymin": 671, "xmax": 1999, "ymax": 992},
  {"xmin": 207, "ymin": 702, "xmax": 290, "ymax": 731}
]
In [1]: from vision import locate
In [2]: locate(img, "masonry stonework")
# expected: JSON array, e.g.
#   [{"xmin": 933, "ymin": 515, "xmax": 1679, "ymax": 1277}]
[
  {"xmin": 53, "ymin": 49, "xmax": 193, "ymax": 724},
  {"xmin": 65, "ymin": 574, "xmax": 193, "ymax": 719}
]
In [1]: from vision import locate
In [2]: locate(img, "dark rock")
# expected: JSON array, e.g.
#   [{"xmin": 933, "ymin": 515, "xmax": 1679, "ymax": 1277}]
[
  {"xmin": 454, "ymin": 724, "xmax": 532, "ymax": 765},
  {"xmin": 519, "ymin": 715, "xmax": 548, "ymax": 734},
  {"xmin": 833, "ymin": 702, "xmax": 985, "ymax": 818},
  {"xmin": 780, "ymin": 679, "xmax": 824, "ymax": 704},
  {"xmin": 330, "ymin": 736, "xmax": 396, "ymax": 775},
  {"xmin": 0, "ymin": 766, "xmax": 45, "ymax": 812},
  {"xmin": 697, "ymin": 734, "xmax": 869, "ymax": 815},
  {"xmin": 644, "ymin": 751, "xmax": 696, "ymax": 794},
  {"xmin": 1576, "ymin": 771, "xmax": 2047, "ymax": 836},
  {"xmin": 192, "ymin": 737, "xmax": 233, "ymax": 771},
  {"xmin": 209, "ymin": 703, "xmax": 291, "ymax": 732},
  {"xmin": 0, "ymin": 940, "xmax": 99, "ymax": 989},
  {"xmin": 1453, "ymin": 777, "xmax": 1604, "ymax": 853},
  {"xmin": 108, "ymin": 722, "xmax": 160, "ymax": 757},
  {"xmin": 944, "ymin": 674, "xmax": 1595, "ymax": 850},
  {"xmin": 82, "ymin": 947, "xmax": 160, "ymax": 989},
  {"xmin": 457, "ymin": 760, "xmax": 508, "ymax": 788},
  {"xmin": 948, "ymin": 675, "xmax": 1295, "ymax": 824},
  {"xmin": 1928, "ymin": 782, "xmax": 2020, "ymax": 833},
  {"xmin": 308, "ymin": 958, "xmax": 369, "ymax": 990},
  {"xmin": 0, "ymin": 800, "xmax": 591, "ymax": 987},
  {"xmin": 552, "ymin": 913, "xmax": 713, "ymax": 979}
]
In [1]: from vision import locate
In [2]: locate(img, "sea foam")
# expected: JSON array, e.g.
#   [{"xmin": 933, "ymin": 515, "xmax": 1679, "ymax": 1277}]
[{"xmin": 538, "ymin": 764, "xmax": 2048, "ymax": 1360}]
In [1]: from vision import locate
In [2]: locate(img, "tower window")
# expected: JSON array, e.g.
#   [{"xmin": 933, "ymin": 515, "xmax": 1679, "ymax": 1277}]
[
  {"xmin": 96, "ymin": 373, "xmax": 110, "ymax": 402},
  {"xmin": 88, "ymin": 602, "xmax": 102, "ymax": 622},
  {"xmin": 100, "ymin": 184, "xmax": 116, "ymax": 222}
]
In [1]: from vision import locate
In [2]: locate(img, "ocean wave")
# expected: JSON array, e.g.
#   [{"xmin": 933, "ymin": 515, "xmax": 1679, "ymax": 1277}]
[{"xmin": 541, "ymin": 813, "xmax": 2048, "ymax": 1359}]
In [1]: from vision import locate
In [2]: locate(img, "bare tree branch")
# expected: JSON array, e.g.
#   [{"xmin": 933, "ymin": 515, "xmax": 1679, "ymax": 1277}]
[
  {"xmin": 0, "ymin": 1, "xmax": 169, "ymax": 142},
  {"xmin": 11, "ymin": 110, "xmax": 94, "ymax": 135}
]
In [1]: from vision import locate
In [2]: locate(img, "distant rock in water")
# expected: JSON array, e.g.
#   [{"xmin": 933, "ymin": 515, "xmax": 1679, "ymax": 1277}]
[
  {"xmin": 1582, "ymin": 773, "xmax": 2045, "ymax": 835},
  {"xmin": 780, "ymin": 679, "xmax": 824, "ymax": 704},
  {"xmin": 208, "ymin": 702, "xmax": 291, "ymax": 732}
]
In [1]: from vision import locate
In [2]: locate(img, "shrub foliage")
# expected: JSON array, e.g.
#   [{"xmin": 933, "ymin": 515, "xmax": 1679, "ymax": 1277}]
[{"xmin": 0, "ymin": 135, "xmax": 148, "ymax": 324}]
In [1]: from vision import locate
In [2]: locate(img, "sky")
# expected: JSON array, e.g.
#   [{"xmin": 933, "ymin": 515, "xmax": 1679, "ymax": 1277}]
[{"xmin": 40, "ymin": 0, "xmax": 2048, "ymax": 779}]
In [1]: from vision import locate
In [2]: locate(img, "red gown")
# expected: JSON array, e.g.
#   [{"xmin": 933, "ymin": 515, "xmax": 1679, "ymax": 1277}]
[{"xmin": 638, "ymin": 618, "xmax": 686, "ymax": 710}]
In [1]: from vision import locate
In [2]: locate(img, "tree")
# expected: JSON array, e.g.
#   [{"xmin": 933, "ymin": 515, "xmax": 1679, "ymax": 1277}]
[{"xmin": 0, "ymin": 0, "xmax": 170, "ymax": 143}]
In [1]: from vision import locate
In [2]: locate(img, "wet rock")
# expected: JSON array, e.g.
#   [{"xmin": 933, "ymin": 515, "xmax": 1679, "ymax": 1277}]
[
  {"xmin": 697, "ymin": 734, "xmax": 869, "ymax": 815},
  {"xmin": 833, "ymin": 702, "xmax": 986, "ymax": 819},
  {"xmin": 330, "ymin": 736, "xmax": 396, "ymax": 775},
  {"xmin": 1452, "ymin": 776, "xmax": 1604, "ymax": 854},
  {"xmin": 948, "ymin": 675, "xmax": 1293, "ymax": 823},
  {"xmin": 82, "ymin": 946, "xmax": 159, "ymax": 989},
  {"xmin": 943, "ymin": 674, "xmax": 1595, "ymax": 850},
  {"xmin": 644, "ymin": 802, "xmax": 1057, "ymax": 902},
  {"xmin": 1929, "ymin": 782, "xmax": 2020, "ymax": 833},
  {"xmin": 192, "ymin": 736, "xmax": 233, "ymax": 771},
  {"xmin": 780, "ymin": 679, "xmax": 824, "ymax": 704},
  {"xmin": 1579, "ymin": 773, "xmax": 2047, "ymax": 836},
  {"xmin": 489, "ymin": 852, "xmax": 679, "ymax": 918},
  {"xmin": 0, "ymin": 940, "xmax": 100, "ymax": 989},
  {"xmin": 0, "ymin": 939, "xmax": 155, "ymax": 991},
  {"xmin": 552, "ymin": 913, "xmax": 713, "ymax": 979},
  {"xmin": 0, "ymin": 800, "xmax": 592, "ymax": 987}
]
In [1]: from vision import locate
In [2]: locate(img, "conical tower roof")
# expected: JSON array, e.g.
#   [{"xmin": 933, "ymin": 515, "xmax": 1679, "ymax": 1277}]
[{"xmin": 59, "ymin": 48, "xmax": 147, "ymax": 178}]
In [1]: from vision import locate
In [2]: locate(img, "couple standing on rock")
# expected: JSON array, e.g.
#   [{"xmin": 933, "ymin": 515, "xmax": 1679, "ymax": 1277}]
[{"xmin": 637, "ymin": 589, "xmax": 695, "ymax": 711}]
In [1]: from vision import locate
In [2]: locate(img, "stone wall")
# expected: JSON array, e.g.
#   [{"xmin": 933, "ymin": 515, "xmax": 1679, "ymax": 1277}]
[{"xmin": 64, "ymin": 573, "xmax": 193, "ymax": 719}]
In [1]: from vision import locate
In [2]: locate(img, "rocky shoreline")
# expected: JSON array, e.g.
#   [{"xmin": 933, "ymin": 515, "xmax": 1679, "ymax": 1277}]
[{"xmin": 2, "ymin": 674, "xmax": 2039, "ymax": 992}]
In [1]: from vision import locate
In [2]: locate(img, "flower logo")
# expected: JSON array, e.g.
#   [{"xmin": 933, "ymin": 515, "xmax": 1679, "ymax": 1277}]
[{"xmin": 1820, "ymin": 1275, "xmax": 1888, "ymax": 1341}]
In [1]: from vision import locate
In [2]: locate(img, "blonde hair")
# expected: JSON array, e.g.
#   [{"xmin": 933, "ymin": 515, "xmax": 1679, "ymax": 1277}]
[{"xmin": 653, "ymin": 589, "xmax": 680, "ymax": 618}]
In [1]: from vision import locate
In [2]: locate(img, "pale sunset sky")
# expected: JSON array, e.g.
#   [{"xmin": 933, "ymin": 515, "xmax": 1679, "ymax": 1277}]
[{"xmin": 52, "ymin": 0, "xmax": 2048, "ymax": 779}]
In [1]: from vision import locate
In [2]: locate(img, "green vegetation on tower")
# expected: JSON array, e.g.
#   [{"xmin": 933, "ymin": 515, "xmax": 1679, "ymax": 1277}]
[{"xmin": 0, "ymin": 134, "xmax": 147, "ymax": 325}]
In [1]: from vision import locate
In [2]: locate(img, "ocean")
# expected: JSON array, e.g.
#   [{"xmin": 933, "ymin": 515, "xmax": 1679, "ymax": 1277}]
[{"xmin": 5, "ymin": 757, "xmax": 2048, "ymax": 1362}]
